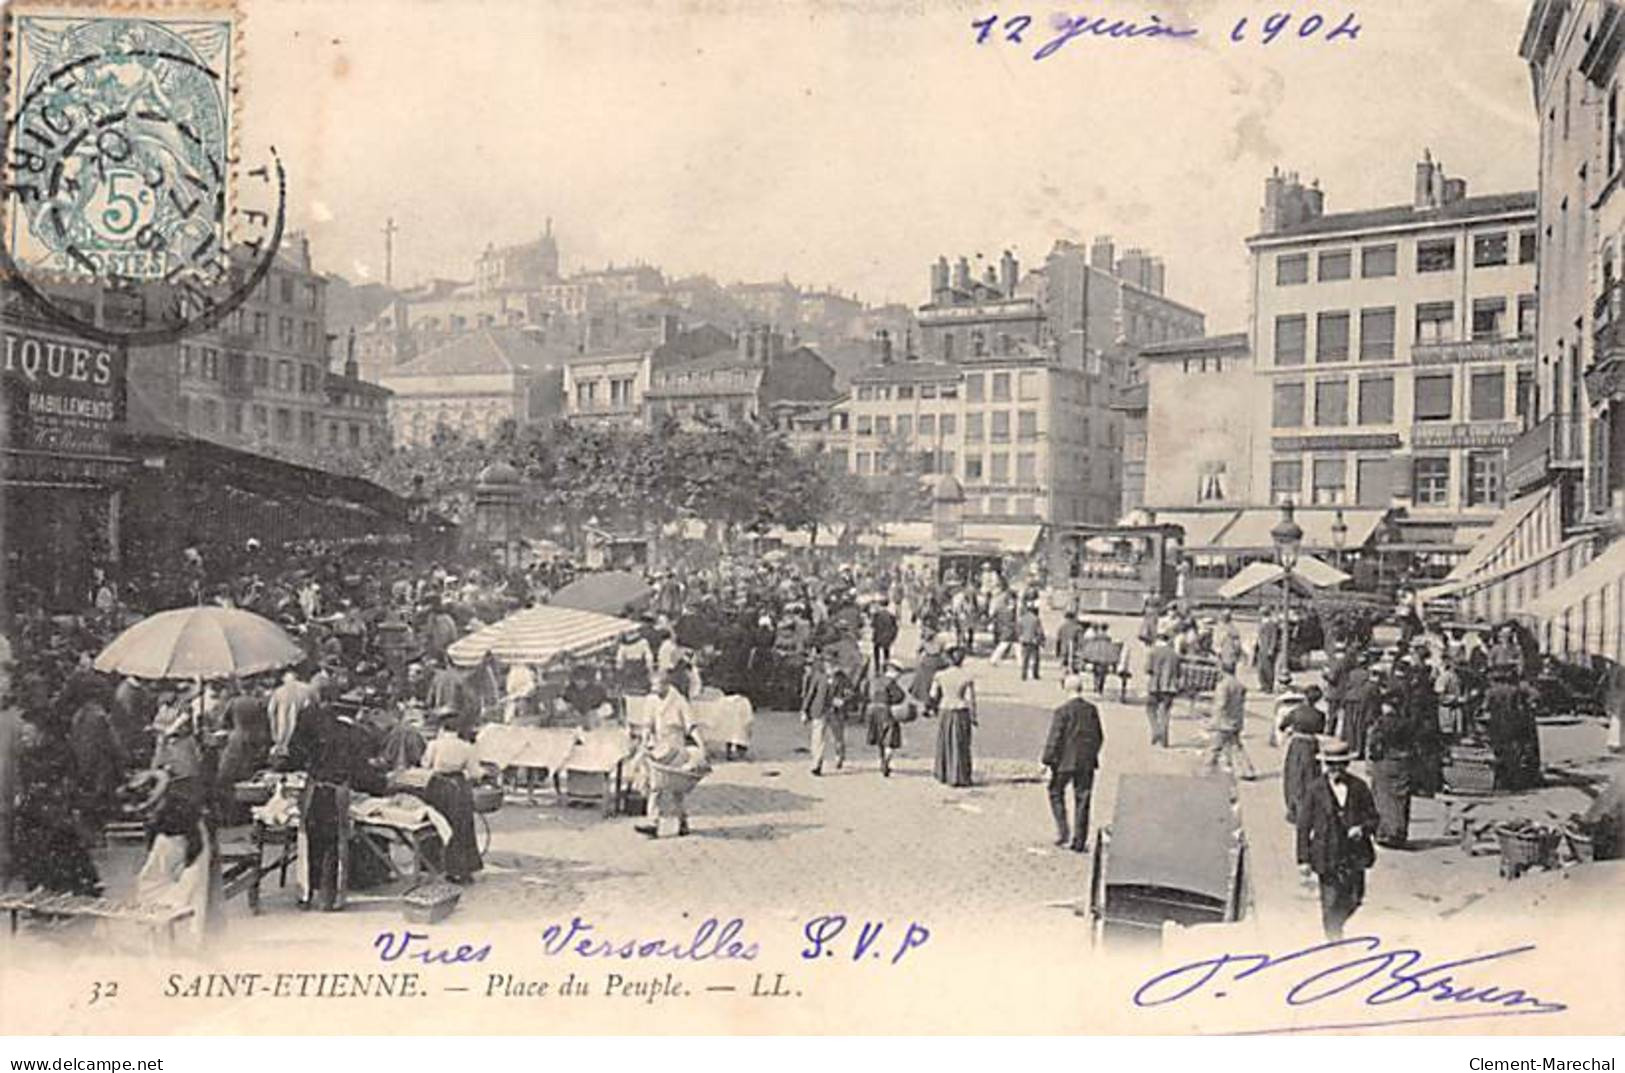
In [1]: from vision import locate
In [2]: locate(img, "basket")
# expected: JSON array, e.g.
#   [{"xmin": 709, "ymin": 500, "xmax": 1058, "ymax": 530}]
[
  {"xmin": 1565, "ymin": 828, "xmax": 1597, "ymax": 864},
  {"xmin": 471, "ymin": 784, "xmax": 504, "ymax": 814},
  {"xmin": 1179, "ymin": 661, "xmax": 1222, "ymax": 695},
  {"xmin": 402, "ymin": 882, "xmax": 461, "ymax": 924},
  {"xmin": 1495, "ymin": 823, "xmax": 1561, "ymax": 878},
  {"xmin": 647, "ymin": 760, "xmax": 707, "ymax": 795}
]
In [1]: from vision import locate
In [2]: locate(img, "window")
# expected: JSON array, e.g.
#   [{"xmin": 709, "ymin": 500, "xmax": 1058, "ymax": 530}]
[
  {"xmin": 1416, "ymin": 302, "xmax": 1455, "ymax": 344},
  {"xmin": 940, "ymin": 450, "xmax": 957, "ymax": 475},
  {"xmin": 992, "ymin": 372, "xmax": 1012, "ymax": 402},
  {"xmin": 1318, "ymin": 250, "xmax": 1352, "ymax": 282},
  {"xmin": 897, "ymin": 385, "xmax": 915, "ymax": 400},
  {"xmin": 965, "ymin": 413, "xmax": 984, "ymax": 441},
  {"xmin": 1517, "ymin": 370, "xmax": 1535, "ymax": 420},
  {"xmin": 1273, "ymin": 381, "xmax": 1305, "ymax": 427},
  {"xmin": 1413, "ymin": 456, "xmax": 1451, "ymax": 506},
  {"xmin": 990, "ymin": 411, "xmax": 1010, "ymax": 442},
  {"xmin": 1357, "ymin": 376, "xmax": 1394, "ymax": 424},
  {"xmin": 1315, "ymin": 379, "xmax": 1349, "ymax": 426},
  {"xmin": 1472, "ymin": 298, "xmax": 1507, "ymax": 340},
  {"xmin": 1414, "ymin": 373, "xmax": 1454, "ymax": 421},
  {"xmin": 918, "ymin": 414, "xmax": 936, "ymax": 437},
  {"xmin": 856, "ymin": 415, "xmax": 873, "ymax": 436},
  {"xmin": 1275, "ymin": 314, "xmax": 1307, "ymax": 366},
  {"xmin": 275, "ymin": 408, "xmax": 292, "ymax": 441},
  {"xmin": 1519, "ymin": 230, "xmax": 1537, "ymax": 264},
  {"xmin": 1276, "ymin": 253, "xmax": 1309, "ymax": 286},
  {"xmin": 875, "ymin": 416, "xmax": 892, "ymax": 437},
  {"xmin": 1360, "ymin": 307, "xmax": 1396, "ymax": 361},
  {"xmin": 940, "ymin": 382, "xmax": 959, "ymax": 399},
  {"xmin": 1017, "ymin": 410, "xmax": 1038, "ymax": 440},
  {"xmin": 920, "ymin": 384, "xmax": 937, "ymax": 399},
  {"xmin": 1517, "ymin": 294, "xmax": 1537, "ymax": 339},
  {"xmin": 1018, "ymin": 371, "xmax": 1040, "ymax": 400},
  {"xmin": 252, "ymin": 355, "xmax": 269, "ymax": 386},
  {"xmin": 1016, "ymin": 452, "xmax": 1037, "ymax": 483},
  {"xmin": 855, "ymin": 452, "xmax": 873, "ymax": 475},
  {"xmin": 304, "ymin": 282, "xmax": 319, "ymax": 310},
  {"xmin": 940, "ymin": 414, "xmax": 957, "ymax": 437},
  {"xmin": 280, "ymin": 277, "xmax": 294, "ymax": 304},
  {"xmin": 349, "ymin": 424, "xmax": 362, "ymax": 448},
  {"xmin": 1316, "ymin": 312, "xmax": 1350, "ymax": 362},
  {"xmin": 328, "ymin": 421, "xmax": 341, "ymax": 447},
  {"xmin": 1417, "ymin": 239, "xmax": 1456, "ymax": 273},
  {"xmin": 964, "ymin": 455, "xmax": 984, "ymax": 480},
  {"xmin": 1271, "ymin": 460, "xmax": 1303, "ymax": 503},
  {"xmin": 986, "ymin": 496, "xmax": 1008, "ymax": 516},
  {"xmin": 201, "ymin": 398, "xmax": 219, "ymax": 431},
  {"xmin": 989, "ymin": 452, "xmax": 1010, "ymax": 483},
  {"xmin": 278, "ymin": 317, "xmax": 294, "ymax": 347},
  {"xmin": 1467, "ymin": 451, "xmax": 1503, "ymax": 507},
  {"xmin": 1362, "ymin": 245, "xmax": 1398, "ymax": 278},
  {"xmin": 896, "ymin": 415, "xmax": 912, "ymax": 439},
  {"xmin": 1470, "ymin": 370, "xmax": 1506, "ymax": 421},
  {"xmin": 964, "ymin": 374, "xmax": 984, "ymax": 402},
  {"xmin": 253, "ymin": 312, "xmax": 267, "ymax": 339},
  {"xmin": 1357, "ymin": 458, "xmax": 1392, "ymax": 506},
  {"xmin": 252, "ymin": 405, "xmax": 267, "ymax": 432},
  {"xmin": 1472, "ymin": 233, "xmax": 1509, "ymax": 268},
  {"xmin": 1312, "ymin": 457, "xmax": 1347, "ymax": 505},
  {"xmin": 857, "ymin": 385, "xmax": 874, "ymax": 401}
]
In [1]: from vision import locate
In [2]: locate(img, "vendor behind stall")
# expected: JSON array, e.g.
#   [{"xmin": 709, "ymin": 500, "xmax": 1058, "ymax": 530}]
[{"xmin": 279, "ymin": 702, "xmax": 387, "ymax": 911}]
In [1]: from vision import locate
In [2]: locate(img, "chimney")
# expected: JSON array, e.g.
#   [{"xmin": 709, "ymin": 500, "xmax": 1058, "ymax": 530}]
[
  {"xmin": 1415, "ymin": 149, "xmax": 1437, "ymax": 210},
  {"xmin": 877, "ymin": 328, "xmax": 894, "ymax": 365},
  {"xmin": 1442, "ymin": 177, "xmax": 1468, "ymax": 205},
  {"xmin": 931, "ymin": 256, "xmax": 950, "ymax": 300},
  {"xmin": 1303, "ymin": 179, "xmax": 1325, "ymax": 220},
  {"xmin": 1148, "ymin": 258, "xmax": 1166, "ymax": 297},
  {"xmin": 983, "ymin": 265, "xmax": 998, "ymax": 289},
  {"xmin": 660, "ymin": 312, "xmax": 680, "ymax": 346},
  {"xmin": 953, "ymin": 256, "xmax": 971, "ymax": 291},
  {"xmin": 1000, "ymin": 250, "xmax": 1019, "ymax": 296},
  {"xmin": 1091, "ymin": 236, "xmax": 1115, "ymax": 271},
  {"xmin": 344, "ymin": 327, "xmax": 358, "ymax": 379}
]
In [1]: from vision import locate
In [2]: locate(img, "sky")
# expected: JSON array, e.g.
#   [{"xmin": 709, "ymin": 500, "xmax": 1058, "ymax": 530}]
[{"xmin": 238, "ymin": 0, "xmax": 1540, "ymax": 331}]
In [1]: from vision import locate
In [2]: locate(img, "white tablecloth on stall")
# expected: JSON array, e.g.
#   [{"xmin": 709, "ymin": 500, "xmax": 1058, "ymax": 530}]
[
  {"xmin": 474, "ymin": 724, "xmax": 579, "ymax": 772},
  {"xmin": 625, "ymin": 691, "xmax": 753, "ymax": 753}
]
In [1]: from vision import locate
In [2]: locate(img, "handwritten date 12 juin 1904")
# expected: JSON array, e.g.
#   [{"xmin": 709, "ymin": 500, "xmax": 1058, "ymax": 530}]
[{"xmin": 972, "ymin": 11, "xmax": 1362, "ymax": 62}]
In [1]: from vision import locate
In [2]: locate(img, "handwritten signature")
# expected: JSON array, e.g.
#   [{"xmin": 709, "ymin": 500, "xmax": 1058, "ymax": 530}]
[
  {"xmin": 540, "ymin": 916, "xmax": 761, "ymax": 962},
  {"xmin": 971, "ymin": 11, "xmax": 1362, "ymax": 62},
  {"xmin": 1133, "ymin": 936, "xmax": 1567, "ymax": 1023}
]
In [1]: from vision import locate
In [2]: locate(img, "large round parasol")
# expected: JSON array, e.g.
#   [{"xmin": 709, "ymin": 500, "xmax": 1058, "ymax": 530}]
[
  {"xmin": 447, "ymin": 604, "xmax": 635, "ymax": 668},
  {"xmin": 550, "ymin": 570, "xmax": 653, "ymax": 616},
  {"xmin": 94, "ymin": 606, "xmax": 305, "ymax": 680}
]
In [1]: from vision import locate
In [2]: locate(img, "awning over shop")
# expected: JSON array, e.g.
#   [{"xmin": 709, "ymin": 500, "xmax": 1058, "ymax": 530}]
[
  {"xmin": 1438, "ymin": 488, "xmax": 1554, "ymax": 584},
  {"xmin": 766, "ymin": 526, "xmax": 840, "ymax": 548},
  {"xmin": 1151, "ymin": 510, "xmax": 1239, "ymax": 550},
  {"xmin": 961, "ymin": 523, "xmax": 1045, "ymax": 555},
  {"xmin": 855, "ymin": 522, "xmax": 933, "ymax": 549},
  {"xmin": 1215, "ymin": 555, "xmax": 1350, "ymax": 599},
  {"xmin": 1524, "ymin": 536, "xmax": 1625, "ymax": 660},
  {"xmin": 1214, "ymin": 507, "xmax": 1386, "ymax": 553}
]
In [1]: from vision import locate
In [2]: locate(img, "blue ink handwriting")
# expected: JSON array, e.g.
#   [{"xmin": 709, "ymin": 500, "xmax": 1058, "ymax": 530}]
[
  {"xmin": 539, "ymin": 916, "xmax": 760, "ymax": 961},
  {"xmin": 800, "ymin": 915, "xmax": 932, "ymax": 965},
  {"xmin": 1133, "ymin": 936, "xmax": 1567, "ymax": 1020},
  {"xmin": 373, "ymin": 930, "xmax": 493, "ymax": 965},
  {"xmin": 971, "ymin": 11, "xmax": 1361, "ymax": 60}
]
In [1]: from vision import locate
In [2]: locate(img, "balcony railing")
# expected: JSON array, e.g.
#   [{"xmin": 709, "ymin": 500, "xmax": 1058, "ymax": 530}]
[
  {"xmin": 1410, "ymin": 337, "xmax": 1534, "ymax": 366},
  {"xmin": 1506, "ymin": 412, "xmax": 1584, "ymax": 495}
]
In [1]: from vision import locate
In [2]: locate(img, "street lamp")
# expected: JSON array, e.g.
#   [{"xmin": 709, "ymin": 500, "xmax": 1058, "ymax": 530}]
[
  {"xmin": 1331, "ymin": 507, "xmax": 1348, "ymax": 571},
  {"xmin": 1270, "ymin": 501, "xmax": 1304, "ymax": 687}
]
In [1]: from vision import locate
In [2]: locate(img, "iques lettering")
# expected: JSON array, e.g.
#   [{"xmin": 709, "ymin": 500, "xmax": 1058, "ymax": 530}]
[{"xmin": 2, "ymin": 333, "xmax": 114, "ymax": 386}]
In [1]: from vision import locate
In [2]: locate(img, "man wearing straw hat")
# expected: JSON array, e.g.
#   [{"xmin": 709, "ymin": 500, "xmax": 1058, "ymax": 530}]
[{"xmin": 1294, "ymin": 738, "xmax": 1380, "ymax": 940}]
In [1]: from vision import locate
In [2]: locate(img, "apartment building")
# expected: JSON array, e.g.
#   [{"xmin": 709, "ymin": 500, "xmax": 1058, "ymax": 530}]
[{"xmin": 1248, "ymin": 158, "xmax": 1537, "ymax": 566}]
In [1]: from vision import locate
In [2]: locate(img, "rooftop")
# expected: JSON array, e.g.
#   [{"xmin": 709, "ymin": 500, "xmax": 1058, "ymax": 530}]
[
  {"xmin": 850, "ymin": 360, "xmax": 963, "ymax": 384},
  {"xmin": 384, "ymin": 328, "xmax": 554, "ymax": 378},
  {"xmin": 1139, "ymin": 331, "xmax": 1249, "ymax": 359},
  {"xmin": 1250, "ymin": 190, "xmax": 1536, "ymax": 243}
]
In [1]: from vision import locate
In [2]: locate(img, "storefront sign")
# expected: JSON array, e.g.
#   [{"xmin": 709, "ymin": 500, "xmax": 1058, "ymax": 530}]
[
  {"xmin": 1409, "ymin": 421, "xmax": 1521, "ymax": 449},
  {"xmin": 1, "ymin": 321, "xmax": 127, "ymax": 455}
]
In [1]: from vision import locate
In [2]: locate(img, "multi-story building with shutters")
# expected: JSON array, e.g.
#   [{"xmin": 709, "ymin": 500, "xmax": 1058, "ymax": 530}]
[{"xmin": 1247, "ymin": 157, "xmax": 1537, "ymax": 571}]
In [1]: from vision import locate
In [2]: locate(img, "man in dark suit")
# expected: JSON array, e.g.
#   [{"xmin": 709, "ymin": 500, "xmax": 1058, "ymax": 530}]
[
  {"xmin": 869, "ymin": 602, "xmax": 898, "ymax": 673},
  {"xmin": 1295, "ymin": 738, "xmax": 1380, "ymax": 940},
  {"xmin": 1043, "ymin": 676, "xmax": 1105, "ymax": 852},
  {"xmin": 1144, "ymin": 630, "xmax": 1180, "ymax": 748},
  {"xmin": 1255, "ymin": 610, "xmax": 1280, "ymax": 693}
]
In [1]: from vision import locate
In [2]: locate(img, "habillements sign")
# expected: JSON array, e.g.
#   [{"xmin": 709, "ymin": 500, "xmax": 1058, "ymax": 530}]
[{"xmin": 1, "ymin": 321, "xmax": 127, "ymax": 456}]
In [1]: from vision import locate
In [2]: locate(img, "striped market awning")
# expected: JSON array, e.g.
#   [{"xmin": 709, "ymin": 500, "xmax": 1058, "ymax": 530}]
[{"xmin": 447, "ymin": 605, "xmax": 637, "ymax": 668}]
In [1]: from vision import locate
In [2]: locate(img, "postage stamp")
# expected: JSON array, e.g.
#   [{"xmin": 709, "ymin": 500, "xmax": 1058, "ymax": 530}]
[{"xmin": 2, "ymin": 1, "xmax": 238, "ymax": 285}]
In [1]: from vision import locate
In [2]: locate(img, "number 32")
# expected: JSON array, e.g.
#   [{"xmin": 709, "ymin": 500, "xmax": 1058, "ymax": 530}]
[{"xmin": 89, "ymin": 981, "xmax": 118, "ymax": 1005}]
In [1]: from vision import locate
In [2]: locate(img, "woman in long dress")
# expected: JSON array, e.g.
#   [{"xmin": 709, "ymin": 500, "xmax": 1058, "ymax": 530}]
[
  {"xmin": 931, "ymin": 648, "xmax": 976, "ymax": 787},
  {"xmin": 1367, "ymin": 698, "xmax": 1415, "ymax": 849},
  {"xmin": 420, "ymin": 712, "xmax": 485, "ymax": 883}
]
